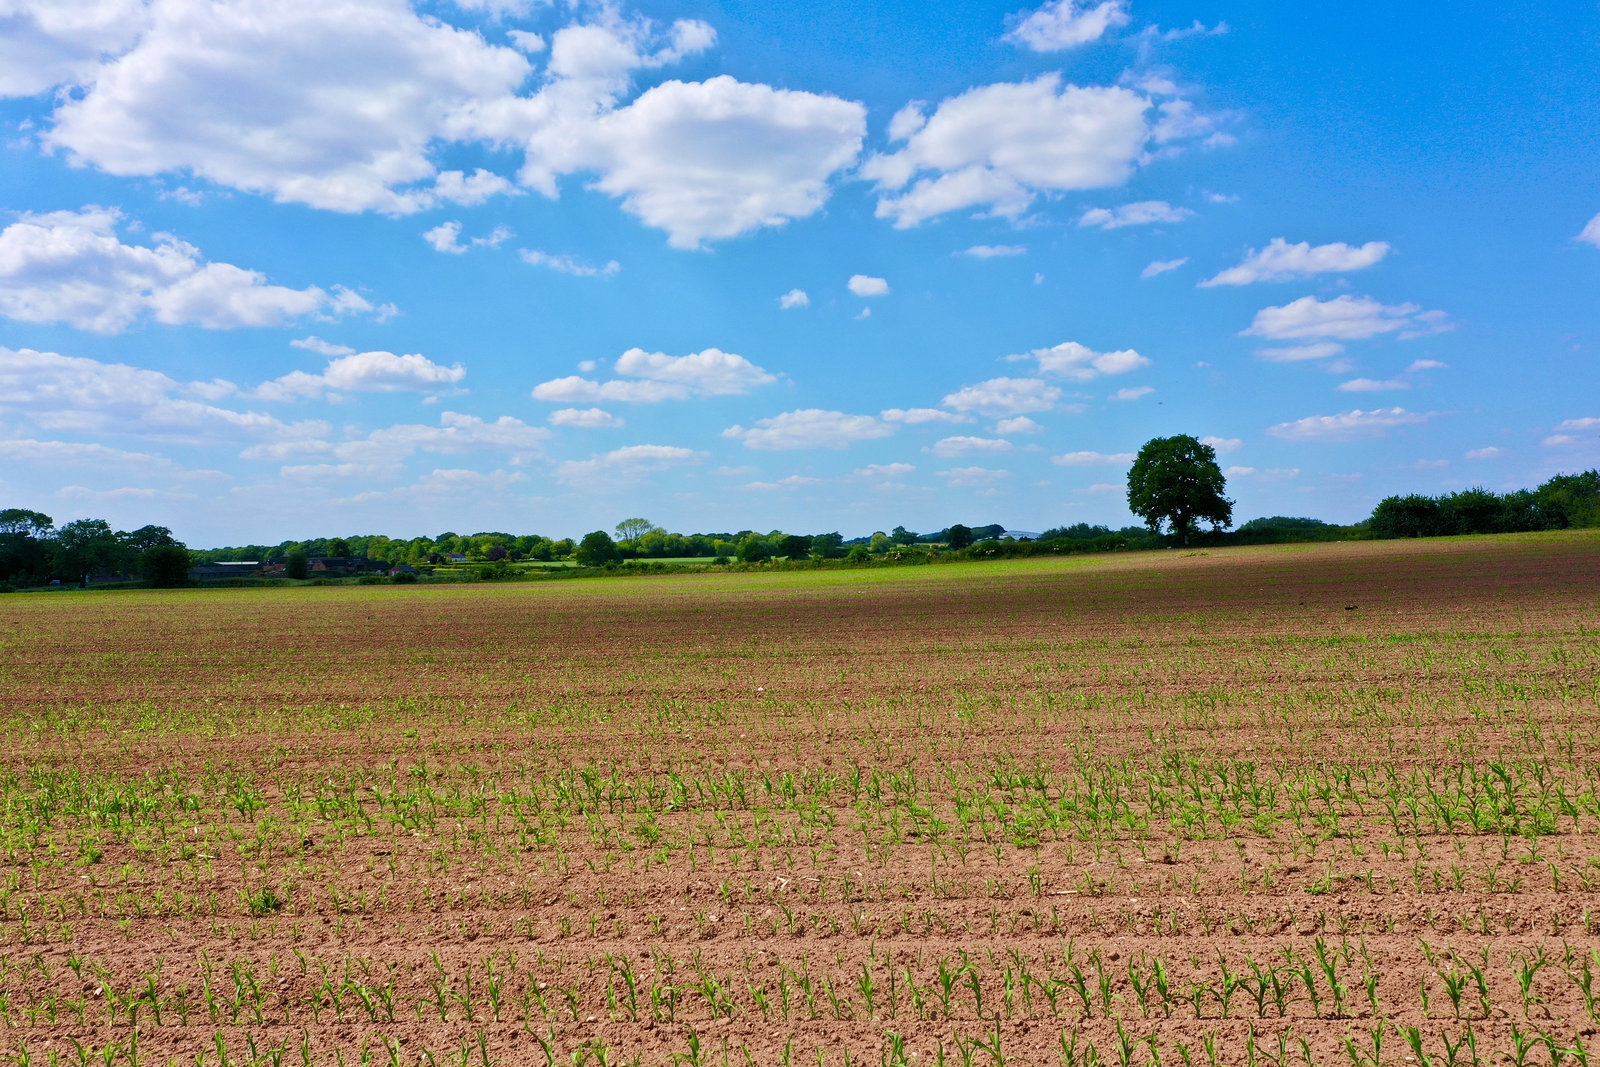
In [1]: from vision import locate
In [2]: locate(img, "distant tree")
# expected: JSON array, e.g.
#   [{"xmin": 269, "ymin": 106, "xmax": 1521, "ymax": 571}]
[
  {"xmin": 945, "ymin": 524, "xmax": 974, "ymax": 549},
  {"xmin": 140, "ymin": 544, "xmax": 191, "ymax": 587},
  {"xmin": 810, "ymin": 532, "xmax": 844, "ymax": 558},
  {"xmin": 890, "ymin": 525, "xmax": 916, "ymax": 546},
  {"xmin": 1236, "ymin": 516, "xmax": 1329, "ymax": 532},
  {"xmin": 576, "ymin": 531, "xmax": 620, "ymax": 566},
  {"xmin": 122, "ymin": 524, "xmax": 179, "ymax": 555},
  {"xmin": 777, "ymin": 534, "xmax": 810, "ymax": 559},
  {"xmin": 615, "ymin": 518, "xmax": 653, "ymax": 543},
  {"xmin": 736, "ymin": 536, "xmax": 772, "ymax": 563},
  {"xmin": 285, "ymin": 551, "xmax": 309, "ymax": 579},
  {"xmin": 1126, "ymin": 435, "xmax": 1234, "ymax": 545},
  {"xmin": 845, "ymin": 544, "xmax": 870, "ymax": 562},
  {"xmin": 0, "ymin": 509, "xmax": 53, "ymax": 537},
  {"xmin": 53, "ymin": 519, "xmax": 131, "ymax": 581},
  {"xmin": 485, "ymin": 546, "xmax": 508, "ymax": 562},
  {"xmin": 1536, "ymin": 470, "xmax": 1600, "ymax": 528},
  {"xmin": 327, "ymin": 538, "xmax": 351, "ymax": 558},
  {"xmin": 1368, "ymin": 494, "xmax": 1443, "ymax": 539},
  {"xmin": 868, "ymin": 532, "xmax": 891, "ymax": 554}
]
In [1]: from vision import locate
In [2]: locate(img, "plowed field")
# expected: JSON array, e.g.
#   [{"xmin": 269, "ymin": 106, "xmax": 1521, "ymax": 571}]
[{"xmin": 0, "ymin": 531, "xmax": 1597, "ymax": 1065}]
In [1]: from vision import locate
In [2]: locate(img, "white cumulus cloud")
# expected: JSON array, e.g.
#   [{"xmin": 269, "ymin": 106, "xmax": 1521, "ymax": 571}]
[
  {"xmin": 0, "ymin": 207, "xmax": 387, "ymax": 332},
  {"xmin": 424, "ymin": 221, "xmax": 512, "ymax": 254},
  {"xmin": 1244, "ymin": 296, "xmax": 1451, "ymax": 341},
  {"xmin": 1004, "ymin": 0, "xmax": 1129, "ymax": 50},
  {"xmin": 519, "ymin": 249, "xmax": 620, "ymax": 276},
  {"xmin": 1007, "ymin": 340, "xmax": 1150, "ymax": 380},
  {"xmin": 1077, "ymin": 201, "xmax": 1191, "ymax": 229},
  {"xmin": 1266, "ymin": 407, "xmax": 1433, "ymax": 441},
  {"xmin": 722, "ymin": 409, "xmax": 893, "ymax": 450},
  {"xmin": 880, "ymin": 408, "xmax": 973, "ymax": 424},
  {"xmin": 854, "ymin": 462, "xmax": 916, "ymax": 478},
  {"xmin": 942, "ymin": 377, "xmax": 1062, "ymax": 416},
  {"xmin": 939, "ymin": 466, "xmax": 1010, "ymax": 488},
  {"xmin": 554, "ymin": 443, "xmax": 703, "ymax": 487},
  {"xmin": 779, "ymin": 288, "xmax": 809, "ymax": 309},
  {"xmin": 1051, "ymin": 450, "xmax": 1132, "ymax": 466},
  {"xmin": 862, "ymin": 75, "xmax": 1200, "ymax": 228},
  {"xmin": 532, "ymin": 347, "xmax": 775, "ymax": 403},
  {"xmin": 1201, "ymin": 238, "xmax": 1389, "ymax": 286},
  {"xmin": 1111, "ymin": 386, "xmax": 1154, "ymax": 400},
  {"xmin": 1199, "ymin": 436, "xmax": 1242, "ymax": 454},
  {"xmin": 1141, "ymin": 257, "xmax": 1188, "ymax": 279},
  {"xmin": 926, "ymin": 436, "xmax": 1013, "ymax": 457},
  {"xmin": 993, "ymin": 416, "xmax": 1042, "ymax": 434},
  {"xmin": 257, "ymin": 351, "xmax": 466, "ymax": 401},
  {"xmin": 548, "ymin": 407, "xmax": 624, "ymax": 428},
  {"xmin": 961, "ymin": 244, "xmax": 1026, "ymax": 258},
  {"xmin": 1337, "ymin": 378, "xmax": 1409, "ymax": 393},
  {"xmin": 848, "ymin": 274, "xmax": 890, "ymax": 297},
  {"xmin": 1256, "ymin": 342, "xmax": 1346, "ymax": 363},
  {"xmin": 1464, "ymin": 447, "xmax": 1502, "ymax": 460}
]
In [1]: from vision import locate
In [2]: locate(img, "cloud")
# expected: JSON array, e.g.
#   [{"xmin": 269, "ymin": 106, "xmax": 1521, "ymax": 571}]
[
  {"xmin": 938, "ymin": 466, "xmax": 1010, "ymax": 488},
  {"xmin": 1543, "ymin": 417, "xmax": 1600, "ymax": 447},
  {"xmin": 1243, "ymin": 296, "xmax": 1451, "ymax": 341},
  {"xmin": 0, "ymin": 345, "xmax": 329, "ymax": 447},
  {"xmin": 848, "ymin": 274, "xmax": 890, "ymax": 297},
  {"xmin": 26, "ymin": 5, "xmax": 866, "ymax": 246},
  {"xmin": 1199, "ymin": 436, "xmax": 1242, "ymax": 454},
  {"xmin": 530, "ymin": 377, "xmax": 687, "ymax": 403},
  {"xmin": 1337, "ymin": 378, "xmax": 1409, "ymax": 393},
  {"xmin": 743, "ymin": 474, "xmax": 822, "ymax": 491},
  {"xmin": 993, "ymin": 416, "xmax": 1042, "ymax": 434},
  {"xmin": 1077, "ymin": 200, "xmax": 1191, "ymax": 229},
  {"xmin": 509, "ymin": 65, "xmax": 867, "ymax": 248},
  {"xmin": 1051, "ymin": 450, "xmax": 1133, "ymax": 466},
  {"xmin": 854, "ymin": 462, "xmax": 916, "ymax": 478},
  {"xmin": 1004, "ymin": 0, "xmax": 1129, "ymax": 50},
  {"xmin": 554, "ymin": 443, "xmax": 703, "ymax": 486},
  {"xmin": 723, "ymin": 409, "xmax": 893, "ymax": 450},
  {"xmin": 1007, "ymin": 340, "xmax": 1150, "ymax": 380},
  {"xmin": 548, "ymin": 407, "xmax": 624, "ymax": 428},
  {"xmin": 1407, "ymin": 359, "xmax": 1447, "ymax": 372},
  {"xmin": 942, "ymin": 377, "xmax": 1062, "ymax": 416},
  {"xmin": 862, "ymin": 75, "xmax": 1206, "ymax": 228},
  {"xmin": 0, "ymin": 0, "xmax": 151, "ymax": 97},
  {"xmin": 1266, "ymin": 407, "xmax": 1433, "ymax": 441},
  {"xmin": 532, "ymin": 347, "xmax": 776, "ymax": 403},
  {"xmin": 926, "ymin": 435, "xmax": 1013, "ymax": 457},
  {"xmin": 519, "ymin": 249, "xmax": 621, "ymax": 276},
  {"xmin": 0, "ymin": 207, "xmax": 387, "ymax": 332},
  {"xmin": 1141, "ymin": 257, "xmax": 1188, "ymax": 278},
  {"xmin": 779, "ymin": 288, "xmax": 809, "ymax": 308},
  {"xmin": 613, "ymin": 347, "xmax": 778, "ymax": 395},
  {"xmin": 1464, "ymin": 447, "xmax": 1502, "ymax": 460},
  {"xmin": 333, "ymin": 466, "xmax": 528, "ymax": 505},
  {"xmin": 1579, "ymin": 213, "xmax": 1600, "ymax": 248},
  {"xmin": 257, "ymin": 350, "xmax": 466, "ymax": 401},
  {"xmin": 880, "ymin": 407, "xmax": 974, "ymax": 424},
  {"xmin": 1111, "ymin": 385, "xmax": 1154, "ymax": 400},
  {"xmin": 40, "ymin": 0, "xmax": 531, "ymax": 214},
  {"xmin": 1226, "ymin": 466, "xmax": 1298, "ymax": 481},
  {"xmin": 1200, "ymin": 238, "xmax": 1389, "ymax": 286},
  {"xmin": 1078, "ymin": 482, "xmax": 1124, "ymax": 493},
  {"xmin": 961, "ymin": 244, "xmax": 1026, "ymax": 258},
  {"xmin": 344, "ymin": 411, "xmax": 550, "ymax": 464},
  {"xmin": 1256, "ymin": 342, "xmax": 1346, "ymax": 363},
  {"xmin": 424, "ymin": 221, "xmax": 512, "ymax": 254},
  {"xmin": 290, "ymin": 336, "xmax": 356, "ymax": 357}
]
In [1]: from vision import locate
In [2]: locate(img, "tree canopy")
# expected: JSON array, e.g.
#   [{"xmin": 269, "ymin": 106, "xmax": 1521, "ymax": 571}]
[{"xmin": 1126, "ymin": 435, "xmax": 1234, "ymax": 544}]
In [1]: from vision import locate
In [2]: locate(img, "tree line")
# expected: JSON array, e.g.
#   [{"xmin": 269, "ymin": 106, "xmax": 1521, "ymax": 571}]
[{"xmin": 3, "ymin": 460, "xmax": 1595, "ymax": 589}]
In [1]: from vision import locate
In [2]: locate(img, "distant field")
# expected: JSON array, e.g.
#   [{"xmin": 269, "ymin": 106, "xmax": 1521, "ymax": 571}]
[{"xmin": 0, "ymin": 531, "xmax": 1597, "ymax": 1064}]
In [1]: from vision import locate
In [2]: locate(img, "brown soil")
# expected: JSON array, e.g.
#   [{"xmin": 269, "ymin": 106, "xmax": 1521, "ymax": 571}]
[{"xmin": 0, "ymin": 532, "xmax": 1596, "ymax": 1064}]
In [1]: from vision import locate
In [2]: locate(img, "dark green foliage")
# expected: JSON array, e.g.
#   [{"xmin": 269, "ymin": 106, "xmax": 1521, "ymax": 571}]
[
  {"xmin": 945, "ymin": 524, "xmax": 974, "ymax": 549},
  {"xmin": 1367, "ymin": 471, "xmax": 1599, "ymax": 538},
  {"xmin": 1236, "ymin": 516, "xmax": 1329, "ymax": 532},
  {"xmin": 575, "ymin": 531, "xmax": 621, "ymax": 567},
  {"xmin": 285, "ymin": 551, "xmax": 308, "ymax": 580},
  {"xmin": 139, "ymin": 544, "xmax": 192, "ymax": 587},
  {"xmin": 736, "ymin": 537, "xmax": 771, "ymax": 563},
  {"xmin": 1126, "ymin": 435, "xmax": 1234, "ymax": 544}
]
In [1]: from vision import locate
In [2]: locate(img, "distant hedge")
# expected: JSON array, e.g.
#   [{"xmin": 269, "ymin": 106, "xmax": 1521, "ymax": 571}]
[{"xmin": 1367, "ymin": 471, "xmax": 1599, "ymax": 538}]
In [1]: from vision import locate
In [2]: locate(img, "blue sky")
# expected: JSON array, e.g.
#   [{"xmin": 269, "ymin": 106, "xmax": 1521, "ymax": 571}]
[{"xmin": 0, "ymin": 0, "xmax": 1595, "ymax": 545}]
